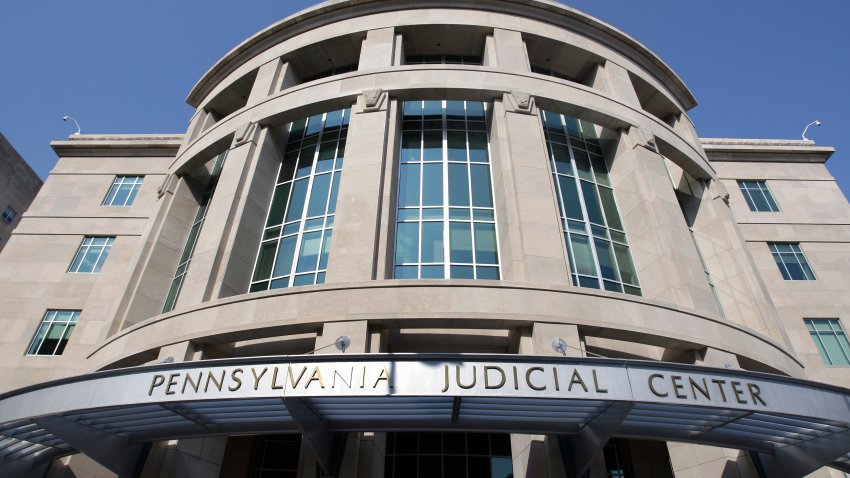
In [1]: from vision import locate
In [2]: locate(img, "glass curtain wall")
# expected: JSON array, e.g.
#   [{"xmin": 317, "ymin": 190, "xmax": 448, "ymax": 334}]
[
  {"xmin": 162, "ymin": 152, "xmax": 227, "ymax": 313},
  {"xmin": 394, "ymin": 100, "xmax": 499, "ymax": 280},
  {"xmin": 541, "ymin": 110, "xmax": 640, "ymax": 295},
  {"xmin": 251, "ymin": 109, "xmax": 349, "ymax": 291}
]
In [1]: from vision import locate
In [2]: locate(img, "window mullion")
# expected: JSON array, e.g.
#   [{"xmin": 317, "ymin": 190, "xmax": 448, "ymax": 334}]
[
  {"xmin": 289, "ymin": 113, "xmax": 326, "ymax": 286},
  {"xmin": 442, "ymin": 105, "xmax": 451, "ymax": 280}
]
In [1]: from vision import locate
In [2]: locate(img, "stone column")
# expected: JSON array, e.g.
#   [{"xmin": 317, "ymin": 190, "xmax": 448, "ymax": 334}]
[
  {"xmin": 294, "ymin": 321, "xmax": 372, "ymax": 478},
  {"xmin": 174, "ymin": 124, "xmax": 264, "ymax": 307},
  {"xmin": 325, "ymin": 90, "xmax": 391, "ymax": 283},
  {"xmin": 212, "ymin": 126, "xmax": 284, "ymax": 299},
  {"xmin": 488, "ymin": 28, "xmax": 530, "ymax": 72},
  {"xmin": 111, "ymin": 173, "xmax": 201, "ymax": 331},
  {"xmin": 510, "ymin": 323, "xmax": 580, "ymax": 478},
  {"xmin": 490, "ymin": 93, "xmax": 571, "ymax": 285},
  {"xmin": 358, "ymin": 27, "xmax": 396, "ymax": 70},
  {"xmin": 602, "ymin": 127, "xmax": 719, "ymax": 314},
  {"xmin": 589, "ymin": 61, "xmax": 641, "ymax": 108},
  {"xmin": 247, "ymin": 57, "xmax": 298, "ymax": 105},
  {"xmin": 667, "ymin": 349, "xmax": 760, "ymax": 478},
  {"xmin": 137, "ymin": 343, "xmax": 228, "ymax": 478},
  {"xmin": 688, "ymin": 178, "xmax": 793, "ymax": 348}
]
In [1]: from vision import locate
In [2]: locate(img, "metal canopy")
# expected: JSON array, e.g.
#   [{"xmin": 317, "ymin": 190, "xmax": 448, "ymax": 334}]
[{"xmin": 1, "ymin": 354, "xmax": 849, "ymax": 477}]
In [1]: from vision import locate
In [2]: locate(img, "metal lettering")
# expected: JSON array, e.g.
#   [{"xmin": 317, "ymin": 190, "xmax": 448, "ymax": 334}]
[
  {"xmin": 306, "ymin": 367, "xmax": 325, "ymax": 389},
  {"xmin": 648, "ymin": 373, "xmax": 668, "ymax": 397},
  {"xmin": 286, "ymin": 366, "xmax": 305, "ymax": 389},
  {"xmin": 182, "ymin": 372, "xmax": 201, "ymax": 394},
  {"xmin": 229, "ymin": 369, "xmax": 243, "ymax": 392},
  {"xmin": 373, "ymin": 366, "xmax": 392, "ymax": 388},
  {"xmin": 671, "ymin": 375, "xmax": 687, "ymax": 399},
  {"xmin": 689, "ymin": 377, "xmax": 710, "ymax": 400},
  {"xmin": 484, "ymin": 366, "xmax": 506, "ymax": 389},
  {"xmin": 748, "ymin": 383, "xmax": 767, "ymax": 406},
  {"xmin": 711, "ymin": 379, "xmax": 728, "ymax": 402},
  {"xmin": 441, "ymin": 365, "xmax": 450, "ymax": 393},
  {"xmin": 553, "ymin": 367, "xmax": 560, "ymax": 391},
  {"xmin": 205, "ymin": 370, "xmax": 225, "ymax": 392},
  {"xmin": 592, "ymin": 370, "xmax": 607, "ymax": 393},
  {"xmin": 731, "ymin": 381, "xmax": 747, "ymax": 404},
  {"xmin": 568, "ymin": 370, "xmax": 588, "ymax": 392},
  {"xmin": 165, "ymin": 373, "xmax": 179, "ymax": 395},
  {"xmin": 525, "ymin": 367, "xmax": 546, "ymax": 391},
  {"xmin": 148, "ymin": 374, "xmax": 165, "ymax": 396},
  {"xmin": 251, "ymin": 367, "xmax": 268, "ymax": 391},
  {"xmin": 456, "ymin": 366, "xmax": 477, "ymax": 389},
  {"xmin": 333, "ymin": 367, "xmax": 353, "ymax": 388}
]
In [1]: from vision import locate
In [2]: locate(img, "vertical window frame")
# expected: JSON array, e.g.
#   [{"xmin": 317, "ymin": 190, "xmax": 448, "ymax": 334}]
[
  {"xmin": 102, "ymin": 176, "xmax": 144, "ymax": 207},
  {"xmin": 805, "ymin": 319, "xmax": 850, "ymax": 366},
  {"xmin": 162, "ymin": 152, "xmax": 227, "ymax": 313},
  {"xmin": 542, "ymin": 110, "xmax": 641, "ymax": 295},
  {"xmin": 393, "ymin": 100, "xmax": 501, "ymax": 281},
  {"xmin": 768, "ymin": 242, "xmax": 816, "ymax": 281},
  {"xmin": 249, "ymin": 109, "xmax": 350, "ymax": 292},
  {"xmin": 67, "ymin": 236, "xmax": 115, "ymax": 273},
  {"xmin": 26, "ymin": 309, "xmax": 80, "ymax": 356},
  {"xmin": 737, "ymin": 180, "xmax": 779, "ymax": 212}
]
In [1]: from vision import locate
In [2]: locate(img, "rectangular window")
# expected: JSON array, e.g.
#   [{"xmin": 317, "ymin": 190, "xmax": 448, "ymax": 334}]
[
  {"xmin": 768, "ymin": 242, "xmax": 815, "ymax": 280},
  {"xmin": 806, "ymin": 319, "xmax": 850, "ymax": 366},
  {"xmin": 541, "ymin": 110, "xmax": 641, "ymax": 295},
  {"xmin": 68, "ymin": 236, "xmax": 115, "ymax": 273},
  {"xmin": 250, "ymin": 109, "xmax": 350, "ymax": 292},
  {"xmin": 394, "ymin": 100, "xmax": 500, "ymax": 280},
  {"xmin": 1, "ymin": 205, "xmax": 17, "ymax": 224},
  {"xmin": 103, "ymin": 176, "xmax": 144, "ymax": 206},
  {"xmin": 406, "ymin": 55, "xmax": 482, "ymax": 65},
  {"xmin": 737, "ymin": 180, "xmax": 779, "ymax": 212},
  {"xmin": 26, "ymin": 310, "xmax": 80, "ymax": 356},
  {"xmin": 385, "ymin": 432, "xmax": 512, "ymax": 478},
  {"xmin": 163, "ymin": 152, "xmax": 227, "ymax": 312}
]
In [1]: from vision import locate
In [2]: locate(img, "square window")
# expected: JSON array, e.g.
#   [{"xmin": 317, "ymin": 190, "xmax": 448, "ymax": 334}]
[
  {"xmin": 737, "ymin": 180, "xmax": 779, "ymax": 212},
  {"xmin": 103, "ymin": 176, "xmax": 144, "ymax": 206},
  {"xmin": 805, "ymin": 319, "xmax": 850, "ymax": 366},
  {"xmin": 768, "ymin": 242, "xmax": 815, "ymax": 280},
  {"xmin": 1, "ymin": 205, "xmax": 18, "ymax": 224},
  {"xmin": 26, "ymin": 310, "xmax": 80, "ymax": 356},
  {"xmin": 68, "ymin": 236, "xmax": 115, "ymax": 273}
]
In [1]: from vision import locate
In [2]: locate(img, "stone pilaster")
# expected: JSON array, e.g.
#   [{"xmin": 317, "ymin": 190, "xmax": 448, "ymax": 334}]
[
  {"xmin": 603, "ymin": 127, "xmax": 718, "ymax": 314},
  {"xmin": 174, "ymin": 124, "xmax": 263, "ymax": 307},
  {"xmin": 667, "ymin": 349, "xmax": 760, "ymax": 478},
  {"xmin": 358, "ymin": 27, "xmax": 396, "ymax": 69},
  {"xmin": 325, "ymin": 90, "xmax": 391, "ymax": 283},
  {"xmin": 589, "ymin": 61, "xmax": 641, "ymax": 108},
  {"xmin": 490, "ymin": 94, "xmax": 571, "ymax": 284},
  {"xmin": 510, "ymin": 323, "xmax": 580, "ymax": 478},
  {"xmin": 489, "ymin": 28, "xmax": 530, "ymax": 72}
]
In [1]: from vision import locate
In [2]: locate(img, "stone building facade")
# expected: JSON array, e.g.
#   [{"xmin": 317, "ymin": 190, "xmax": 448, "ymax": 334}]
[
  {"xmin": 0, "ymin": 132, "xmax": 42, "ymax": 253},
  {"xmin": 0, "ymin": 1, "xmax": 849, "ymax": 477}
]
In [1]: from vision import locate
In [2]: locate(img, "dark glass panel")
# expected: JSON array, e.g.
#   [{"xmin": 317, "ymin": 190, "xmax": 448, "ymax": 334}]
[
  {"xmin": 396, "ymin": 222, "xmax": 420, "ymax": 264},
  {"xmin": 450, "ymin": 222, "xmax": 474, "ymax": 263},
  {"xmin": 399, "ymin": 164, "xmax": 421, "ymax": 207},
  {"xmin": 253, "ymin": 241, "xmax": 278, "ymax": 281},
  {"xmin": 470, "ymin": 164, "xmax": 493, "ymax": 208},
  {"xmin": 422, "ymin": 163, "xmax": 444, "ymax": 206},
  {"xmin": 448, "ymin": 163, "xmax": 470, "ymax": 207}
]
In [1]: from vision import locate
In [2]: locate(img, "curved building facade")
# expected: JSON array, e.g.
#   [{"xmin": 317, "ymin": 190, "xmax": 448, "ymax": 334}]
[{"xmin": 1, "ymin": 1, "xmax": 850, "ymax": 477}]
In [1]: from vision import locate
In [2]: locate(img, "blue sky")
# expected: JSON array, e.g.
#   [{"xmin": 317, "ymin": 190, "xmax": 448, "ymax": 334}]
[{"xmin": 1, "ymin": 1, "xmax": 848, "ymax": 196}]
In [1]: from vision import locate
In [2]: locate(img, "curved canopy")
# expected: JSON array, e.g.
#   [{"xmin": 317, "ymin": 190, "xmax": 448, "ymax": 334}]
[{"xmin": 1, "ymin": 354, "xmax": 849, "ymax": 477}]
